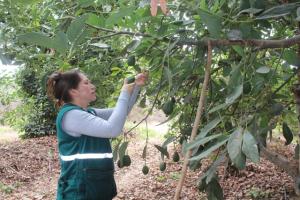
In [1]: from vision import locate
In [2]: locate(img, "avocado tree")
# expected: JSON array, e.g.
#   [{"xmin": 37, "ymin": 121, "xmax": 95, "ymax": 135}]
[{"xmin": 1, "ymin": 0, "xmax": 300, "ymax": 199}]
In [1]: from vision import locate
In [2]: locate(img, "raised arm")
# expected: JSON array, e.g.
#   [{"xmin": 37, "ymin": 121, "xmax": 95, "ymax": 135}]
[
  {"xmin": 127, "ymin": 85, "xmax": 141, "ymax": 113},
  {"xmin": 93, "ymin": 85, "xmax": 140, "ymax": 119},
  {"xmin": 61, "ymin": 90, "xmax": 130, "ymax": 138},
  {"xmin": 93, "ymin": 70, "xmax": 148, "ymax": 119},
  {"xmin": 93, "ymin": 108, "xmax": 114, "ymax": 120}
]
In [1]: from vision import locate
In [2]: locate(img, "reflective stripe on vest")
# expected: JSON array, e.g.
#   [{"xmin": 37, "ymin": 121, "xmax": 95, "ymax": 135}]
[{"xmin": 60, "ymin": 153, "xmax": 113, "ymax": 161}]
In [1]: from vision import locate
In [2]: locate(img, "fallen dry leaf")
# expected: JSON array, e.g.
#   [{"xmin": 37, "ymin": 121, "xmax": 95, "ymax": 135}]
[{"xmin": 0, "ymin": 127, "xmax": 297, "ymax": 199}]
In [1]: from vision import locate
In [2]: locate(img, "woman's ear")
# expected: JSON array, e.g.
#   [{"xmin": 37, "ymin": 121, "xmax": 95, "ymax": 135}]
[{"xmin": 69, "ymin": 88, "xmax": 78, "ymax": 98}]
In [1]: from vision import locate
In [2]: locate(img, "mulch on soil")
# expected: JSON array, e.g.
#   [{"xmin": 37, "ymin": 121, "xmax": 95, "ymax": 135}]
[{"xmin": 0, "ymin": 135, "xmax": 297, "ymax": 200}]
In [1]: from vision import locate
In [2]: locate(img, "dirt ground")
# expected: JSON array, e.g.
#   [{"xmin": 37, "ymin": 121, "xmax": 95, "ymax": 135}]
[
  {"xmin": 0, "ymin": 135, "xmax": 203, "ymax": 200},
  {"xmin": 0, "ymin": 108, "xmax": 298, "ymax": 199}
]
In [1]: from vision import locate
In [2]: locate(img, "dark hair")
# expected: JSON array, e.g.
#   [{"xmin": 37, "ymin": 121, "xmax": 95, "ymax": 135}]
[{"xmin": 46, "ymin": 69, "xmax": 82, "ymax": 108}]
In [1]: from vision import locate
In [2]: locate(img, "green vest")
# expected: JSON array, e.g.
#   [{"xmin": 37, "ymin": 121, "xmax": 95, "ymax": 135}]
[{"xmin": 56, "ymin": 104, "xmax": 117, "ymax": 200}]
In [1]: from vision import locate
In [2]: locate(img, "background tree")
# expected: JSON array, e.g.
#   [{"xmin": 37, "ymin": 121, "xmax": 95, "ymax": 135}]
[{"xmin": 1, "ymin": 0, "xmax": 300, "ymax": 199}]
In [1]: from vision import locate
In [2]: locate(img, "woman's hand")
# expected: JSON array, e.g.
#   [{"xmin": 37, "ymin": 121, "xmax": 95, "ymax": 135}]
[
  {"xmin": 121, "ymin": 79, "xmax": 135, "ymax": 94},
  {"xmin": 135, "ymin": 71, "xmax": 149, "ymax": 86}
]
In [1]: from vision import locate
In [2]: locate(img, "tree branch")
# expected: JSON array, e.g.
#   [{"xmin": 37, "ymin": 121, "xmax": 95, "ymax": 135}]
[
  {"xmin": 179, "ymin": 35, "xmax": 300, "ymax": 49},
  {"xmin": 88, "ymin": 24, "xmax": 300, "ymax": 49},
  {"xmin": 259, "ymin": 144, "xmax": 298, "ymax": 178}
]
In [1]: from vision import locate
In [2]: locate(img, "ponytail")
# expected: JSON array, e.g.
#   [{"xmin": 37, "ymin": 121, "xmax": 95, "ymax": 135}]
[{"xmin": 47, "ymin": 72, "xmax": 63, "ymax": 108}]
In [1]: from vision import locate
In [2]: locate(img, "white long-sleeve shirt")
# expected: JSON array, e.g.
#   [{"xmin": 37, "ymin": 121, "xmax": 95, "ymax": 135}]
[{"xmin": 61, "ymin": 85, "xmax": 140, "ymax": 138}]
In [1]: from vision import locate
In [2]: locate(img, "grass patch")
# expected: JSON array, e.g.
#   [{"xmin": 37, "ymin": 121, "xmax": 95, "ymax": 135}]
[
  {"xmin": 0, "ymin": 181, "xmax": 21, "ymax": 194},
  {"xmin": 125, "ymin": 121, "xmax": 165, "ymax": 140},
  {"xmin": 246, "ymin": 187, "xmax": 271, "ymax": 199},
  {"xmin": 0, "ymin": 126, "xmax": 14, "ymax": 133},
  {"xmin": 0, "ymin": 125, "xmax": 18, "ymax": 142},
  {"xmin": 156, "ymin": 175, "xmax": 167, "ymax": 182},
  {"xmin": 170, "ymin": 172, "xmax": 181, "ymax": 180}
]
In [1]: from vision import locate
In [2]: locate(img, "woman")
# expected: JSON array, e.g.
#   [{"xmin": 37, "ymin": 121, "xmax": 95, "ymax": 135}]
[{"xmin": 46, "ymin": 69, "xmax": 148, "ymax": 200}]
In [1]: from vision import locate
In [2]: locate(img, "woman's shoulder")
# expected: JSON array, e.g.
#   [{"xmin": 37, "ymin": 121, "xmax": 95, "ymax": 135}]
[{"xmin": 58, "ymin": 104, "xmax": 82, "ymax": 114}]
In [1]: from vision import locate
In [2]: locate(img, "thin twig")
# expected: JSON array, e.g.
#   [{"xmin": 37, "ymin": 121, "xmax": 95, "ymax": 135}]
[
  {"xmin": 145, "ymin": 119, "xmax": 149, "ymax": 164},
  {"xmin": 124, "ymin": 68, "xmax": 164, "ymax": 134},
  {"xmin": 273, "ymin": 68, "xmax": 299, "ymax": 96},
  {"xmin": 174, "ymin": 40, "xmax": 212, "ymax": 199},
  {"xmin": 87, "ymin": 24, "xmax": 152, "ymax": 37},
  {"xmin": 92, "ymin": 32, "xmax": 124, "ymax": 39}
]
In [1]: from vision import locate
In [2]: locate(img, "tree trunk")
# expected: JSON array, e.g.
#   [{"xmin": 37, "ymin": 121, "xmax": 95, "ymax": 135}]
[{"xmin": 259, "ymin": 144, "xmax": 299, "ymax": 195}]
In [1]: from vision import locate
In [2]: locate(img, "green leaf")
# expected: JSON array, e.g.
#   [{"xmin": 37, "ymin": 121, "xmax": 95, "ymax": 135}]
[
  {"xmin": 52, "ymin": 31, "xmax": 69, "ymax": 54},
  {"xmin": 295, "ymin": 144, "xmax": 299, "ymax": 160},
  {"xmin": 170, "ymin": 20, "xmax": 184, "ymax": 26},
  {"xmin": 206, "ymin": 153, "xmax": 226, "ymax": 184},
  {"xmin": 66, "ymin": 15, "xmax": 88, "ymax": 44},
  {"xmin": 106, "ymin": 7, "xmax": 134, "ymax": 26},
  {"xmin": 139, "ymin": 96, "xmax": 146, "ymax": 108},
  {"xmin": 18, "ymin": 32, "xmax": 53, "ymax": 49},
  {"xmin": 164, "ymin": 66, "xmax": 172, "ymax": 94},
  {"xmin": 11, "ymin": 0, "xmax": 42, "ymax": 5},
  {"xmin": 181, "ymin": 140, "xmax": 188, "ymax": 156},
  {"xmin": 154, "ymin": 145, "xmax": 169, "ymax": 159},
  {"xmin": 239, "ymin": 22, "xmax": 259, "ymax": 39},
  {"xmin": 227, "ymin": 128, "xmax": 246, "ymax": 169},
  {"xmin": 239, "ymin": 0, "xmax": 250, "ymax": 10},
  {"xmin": 86, "ymin": 13, "xmax": 105, "ymax": 27},
  {"xmin": 256, "ymin": 2, "xmax": 300, "ymax": 20},
  {"xmin": 256, "ymin": 66, "xmax": 270, "ymax": 74},
  {"xmin": 282, "ymin": 122, "xmax": 293, "ymax": 145},
  {"xmin": 208, "ymin": 103, "xmax": 228, "ymax": 114},
  {"xmin": 242, "ymin": 130, "xmax": 259, "ymax": 163},
  {"xmin": 227, "ymin": 64, "xmax": 242, "ymax": 93},
  {"xmin": 282, "ymin": 50, "xmax": 300, "ymax": 66},
  {"xmin": 157, "ymin": 24, "xmax": 169, "ymax": 36},
  {"xmin": 232, "ymin": 45, "xmax": 244, "ymax": 56},
  {"xmin": 113, "ymin": 140, "xmax": 122, "ymax": 162},
  {"xmin": 225, "ymin": 84, "xmax": 243, "ymax": 104},
  {"xmin": 198, "ymin": 9, "xmax": 222, "ymax": 38},
  {"xmin": 162, "ymin": 136, "xmax": 176, "ymax": 147},
  {"xmin": 238, "ymin": 8, "xmax": 263, "ymax": 16},
  {"xmin": 297, "ymin": 7, "xmax": 300, "ymax": 17},
  {"xmin": 199, "ymin": 0, "xmax": 208, "ymax": 10},
  {"xmin": 183, "ymin": 20, "xmax": 195, "ymax": 26},
  {"xmin": 18, "ymin": 31, "xmax": 69, "ymax": 54},
  {"xmin": 90, "ymin": 42, "xmax": 110, "ymax": 48},
  {"xmin": 78, "ymin": 0, "xmax": 95, "ymax": 8},
  {"xmin": 198, "ymin": 175, "xmax": 207, "ymax": 192},
  {"xmin": 118, "ymin": 141, "xmax": 129, "ymax": 160},
  {"xmin": 190, "ymin": 136, "xmax": 228, "ymax": 161},
  {"xmin": 123, "ymin": 40, "xmax": 141, "ymax": 53},
  {"xmin": 270, "ymin": 103, "xmax": 284, "ymax": 116},
  {"xmin": 197, "ymin": 117, "xmax": 222, "ymax": 139},
  {"xmin": 186, "ymin": 133, "xmax": 224, "ymax": 151},
  {"xmin": 251, "ymin": 75, "xmax": 265, "ymax": 93},
  {"xmin": 207, "ymin": 178, "xmax": 224, "ymax": 200},
  {"xmin": 189, "ymin": 159, "xmax": 202, "ymax": 170}
]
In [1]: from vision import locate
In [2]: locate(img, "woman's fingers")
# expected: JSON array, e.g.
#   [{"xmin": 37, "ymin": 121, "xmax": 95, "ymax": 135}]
[{"xmin": 135, "ymin": 71, "xmax": 149, "ymax": 86}]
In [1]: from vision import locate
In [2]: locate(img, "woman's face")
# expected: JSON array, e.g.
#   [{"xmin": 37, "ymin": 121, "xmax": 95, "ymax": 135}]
[{"xmin": 73, "ymin": 73, "xmax": 97, "ymax": 103}]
